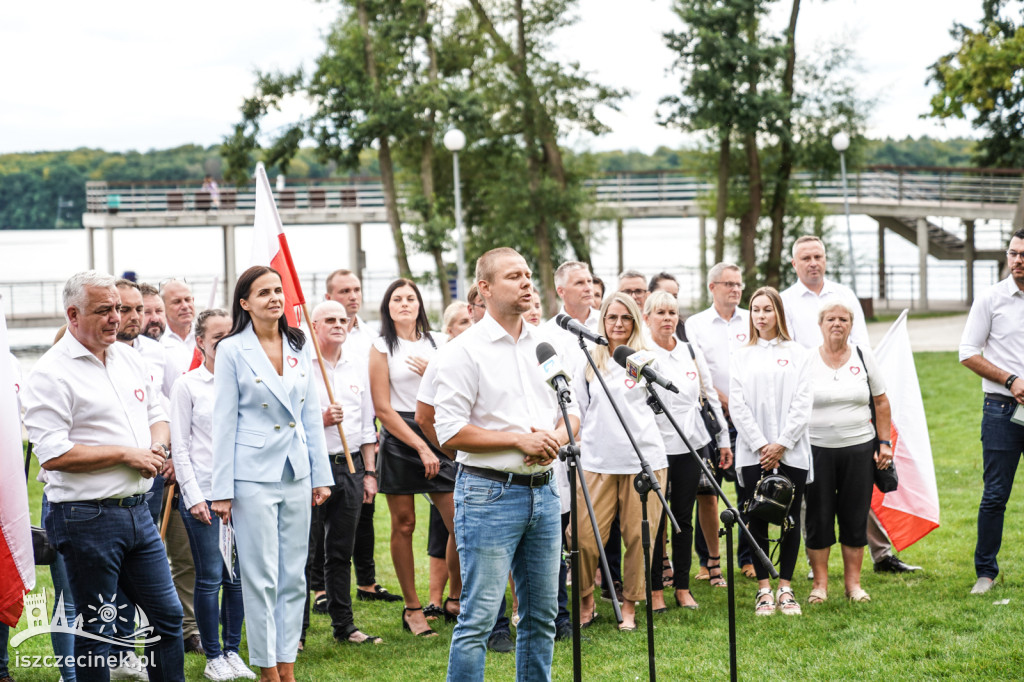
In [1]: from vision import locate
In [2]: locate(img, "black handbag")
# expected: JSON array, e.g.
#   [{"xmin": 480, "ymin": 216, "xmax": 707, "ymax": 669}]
[
  {"xmin": 855, "ymin": 347, "xmax": 899, "ymax": 495},
  {"xmin": 24, "ymin": 442, "xmax": 58, "ymax": 565},
  {"xmin": 744, "ymin": 469, "xmax": 795, "ymax": 528}
]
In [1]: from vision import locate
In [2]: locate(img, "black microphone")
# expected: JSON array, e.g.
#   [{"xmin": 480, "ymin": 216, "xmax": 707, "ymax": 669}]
[
  {"xmin": 612, "ymin": 345, "xmax": 679, "ymax": 394},
  {"xmin": 555, "ymin": 313, "xmax": 609, "ymax": 346},
  {"xmin": 536, "ymin": 342, "xmax": 572, "ymax": 404}
]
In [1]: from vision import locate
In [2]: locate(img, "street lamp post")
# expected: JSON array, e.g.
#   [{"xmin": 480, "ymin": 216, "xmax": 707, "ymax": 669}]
[
  {"xmin": 831, "ymin": 131, "xmax": 858, "ymax": 296},
  {"xmin": 444, "ymin": 128, "xmax": 467, "ymax": 301}
]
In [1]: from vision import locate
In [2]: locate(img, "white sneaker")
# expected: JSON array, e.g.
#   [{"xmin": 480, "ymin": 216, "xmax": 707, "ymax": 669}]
[
  {"xmin": 224, "ymin": 651, "xmax": 257, "ymax": 680},
  {"xmin": 110, "ymin": 652, "xmax": 149, "ymax": 681},
  {"xmin": 203, "ymin": 655, "xmax": 235, "ymax": 681}
]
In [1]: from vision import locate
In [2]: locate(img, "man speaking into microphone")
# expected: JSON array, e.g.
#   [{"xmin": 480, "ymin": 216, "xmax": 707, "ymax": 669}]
[{"xmin": 434, "ymin": 247, "xmax": 579, "ymax": 682}]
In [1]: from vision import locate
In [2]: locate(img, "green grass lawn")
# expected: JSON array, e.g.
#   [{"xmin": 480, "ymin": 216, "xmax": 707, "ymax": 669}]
[{"xmin": 9, "ymin": 352, "xmax": 1024, "ymax": 680}]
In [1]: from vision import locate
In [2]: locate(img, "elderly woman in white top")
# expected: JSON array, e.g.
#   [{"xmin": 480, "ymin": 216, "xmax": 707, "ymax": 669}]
[
  {"xmin": 643, "ymin": 291, "xmax": 733, "ymax": 611},
  {"xmin": 806, "ymin": 302, "xmax": 892, "ymax": 604},
  {"xmin": 571, "ymin": 292, "xmax": 669, "ymax": 632},
  {"xmin": 171, "ymin": 309, "xmax": 256, "ymax": 681},
  {"xmin": 729, "ymin": 286, "xmax": 813, "ymax": 616}
]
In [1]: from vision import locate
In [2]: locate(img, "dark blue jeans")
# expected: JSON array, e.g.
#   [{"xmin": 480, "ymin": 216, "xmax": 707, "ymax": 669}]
[
  {"xmin": 42, "ymin": 494, "xmax": 78, "ymax": 682},
  {"xmin": 47, "ymin": 498, "xmax": 185, "ymax": 682},
  {"xmin": 179, "ymin": 500, "xmax": 243, "ymax": 659},
  {"xmin": 975, "ymin": 396, "xmax": 1024, "ymax": 579}
]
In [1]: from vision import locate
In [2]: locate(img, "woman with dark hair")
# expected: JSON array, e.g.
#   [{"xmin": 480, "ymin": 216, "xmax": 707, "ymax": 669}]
[
  {"xmin": 369, "ymin": 278, "xmax": 455, "ymax": 637},
  {"xmin": 729, "ymin": 286, "xmax": 813, "ymax": 616},
  {"xmin": 211, "ymin": 266, "xmax": 334, "ymax": 681}
]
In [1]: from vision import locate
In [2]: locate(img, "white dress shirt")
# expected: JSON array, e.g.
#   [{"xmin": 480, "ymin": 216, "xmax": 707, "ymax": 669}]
[
  {"xmin": 780, "ymin": 278, "xmax": 869, "ymax": 349},
  {"xmin": 728, "ymin": 338, "xmax": 813, "ymax": 476},
  {"xmin": 540, "ymin": 304, "xmax": 600, "ymax": 361},
  {"xmin": 684, "ymin": 305, "xmax": 750, "ymax": 399},
  {"xmin": 316, "ymin": 353, "xmax": 377, "ymax": 453},
  {"xmin": 372, "ymin": 335, "xmax": 439, "ymax": 413},
  {"xmin": 434, "ymin": 314, "xmax": 579, "ymax": 474},
  {"xmin": 23, "ymin": 334, "xmax": 168, "ymax": 503},
  {"xmin": 958, "ymin": 276, "xmax": 1024, "ymax": 397},
  {"xmin": 161, "ymin": 327, "xmax": 197, "ymax": 398},
  {"xmin": 572, "ymin": 354, "xmax": 668, "ymax": 475},
  {"xmin": 131, "ymin": 335, "xmax": 168, "ymax": 411},
  {"xmin": 344, "ymin": 315, "xmax": 378, "ymax": 365},
  {"xmin": 809, "ymin": 345, "xmax": 886, "ymax": 448},
  {"xmin": 170, "ymin": 365, "xmax": 216, "ymax": 509},
  {"xmin": 649, "ymin": 340, "xmax": 730, "ymax": 453}
]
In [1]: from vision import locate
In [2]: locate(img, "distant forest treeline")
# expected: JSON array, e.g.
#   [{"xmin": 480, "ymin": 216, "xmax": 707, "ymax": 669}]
[{"xmin": 0, "ymin": 137, "xmax": 976, "ymax": 230}]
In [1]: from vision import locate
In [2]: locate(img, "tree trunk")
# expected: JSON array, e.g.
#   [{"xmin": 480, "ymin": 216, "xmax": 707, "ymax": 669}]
[
  {"xmin": 715, "ymin": 132, "xmax": 730, "ymax": 264},
  {"xmin": 419, "ymin": 8, "xmax": 450, "ymax": 306},
  {"xmin": 766, "ymin": 0, "xmax": 801, "ymax": 288},
  {"xmin": 739, "ymin": 132, "xmax": 762, "ymax": 290},
  {"xmin": 358, "ymin": 0, "xmax": 411, "ymax": 278}
]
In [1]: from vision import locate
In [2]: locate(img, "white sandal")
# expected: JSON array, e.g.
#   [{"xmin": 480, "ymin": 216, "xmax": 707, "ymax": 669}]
[
  {"xmin": 754, "ymin": 587, "xmax": 775, "ymax": 616},
  {"xmin": 777, "ymin": 586, "xmax": 802, "ymax": 615}
]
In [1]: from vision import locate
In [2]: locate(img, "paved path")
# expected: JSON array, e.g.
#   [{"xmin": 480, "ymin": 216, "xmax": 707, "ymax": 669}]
[{"xmin": 867, "ymin": 313, "xmax": 967, "ymax": 352}]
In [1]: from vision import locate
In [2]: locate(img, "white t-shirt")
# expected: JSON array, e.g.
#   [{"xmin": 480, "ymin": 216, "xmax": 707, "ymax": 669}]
[
  {"xmin": 809, "ymin": 345, "xmax": 886, "ymax": 448},
  {"xmin": 372, "ymin": 334, "xmax": 439, "ymax": 413}
]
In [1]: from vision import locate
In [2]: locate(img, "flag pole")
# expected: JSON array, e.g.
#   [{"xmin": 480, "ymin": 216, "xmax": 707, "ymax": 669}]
[
  {"xmin": 160, "ymin": 481, "xmax": 176, "ymax": 540},
  {"xmin": 302, "ymin": 302, "xmax": 355, "ymax": 474}
]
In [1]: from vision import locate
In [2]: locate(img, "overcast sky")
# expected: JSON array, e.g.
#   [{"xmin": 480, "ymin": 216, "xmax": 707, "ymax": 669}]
[{"xmin": 0, "ymin": 0, "xmax": 979, "ymax": 156}]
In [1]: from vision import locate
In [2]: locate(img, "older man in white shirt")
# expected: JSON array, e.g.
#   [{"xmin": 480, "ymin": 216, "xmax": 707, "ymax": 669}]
[
  {"xmin": 540, "ymin": 261, "xmax": 599, "ymax": 354},
  {"xmin": 23, "ymin": 271, "xmax": 185, "ymax": 682},
  {"xmin": 435, "ymin": 248, "xmax": 579, "ymax": 682},
  {"xmin": 960, "ymin": 229, "xmax": 1024, "ymax": 595}
]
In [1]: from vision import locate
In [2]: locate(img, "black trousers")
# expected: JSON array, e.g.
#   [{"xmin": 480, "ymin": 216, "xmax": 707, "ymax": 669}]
[
  {"xmin": 805, "ymin": 441, "xmax": 874, "ymax": 549},
  {"xmin": 652, "ymin": 450, "xmax": 703, "ymax": 591},
  {"xmin": 738, "ymin": 463, "xmax": 807, "ymax": 582},
  {"xmin": 353, "ymin": 500, "xmax": 377, "ymax": 586}
]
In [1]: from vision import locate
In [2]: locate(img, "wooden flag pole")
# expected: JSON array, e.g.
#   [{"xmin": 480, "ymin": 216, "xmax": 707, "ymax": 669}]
[
  {"xmin": 159, "ymin": 481, "xmax": 176, "ymax": 541},
  {"xmin": 301, "ymin": 301, "xmax": 355, "ymax": 474}
]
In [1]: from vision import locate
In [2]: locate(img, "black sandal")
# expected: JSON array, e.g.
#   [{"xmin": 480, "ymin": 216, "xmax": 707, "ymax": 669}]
[
  {"xmin": 423, "ymin": 603, "xmax": 443, "ymax": 620},
  {"xmin": 443, "ymin": 596, "xmax": 460, "ymax": 623},
  {"xmin": 402, "ymin": 606, "xmax": 438, "ymax": 637},
  {"xmin": 336, "ymin": 625, "xmax": 383, "ymax": 645},
  {"xmin": 313, "ymin": 593, "xmax": 329, "ymax": 614},
  {"xmin": 707, "ymin": 555, "xmax": 727, "ymax": 588}
]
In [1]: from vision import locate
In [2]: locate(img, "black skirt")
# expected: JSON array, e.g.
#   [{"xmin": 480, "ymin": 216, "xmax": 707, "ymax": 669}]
[{"xmin": 378, "ymin": 411, "xmax": 456, "ymax": 495}]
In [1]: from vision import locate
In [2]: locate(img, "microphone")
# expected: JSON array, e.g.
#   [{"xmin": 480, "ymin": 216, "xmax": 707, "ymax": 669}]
[
  {"xmin": 536, "ymin": 342, "xmax": 572, "ymax": 404},
  {"xmin": 612, "ymin": 345, "xmax": 679, "ymax": 394},
  {"xmin": 555, "ymin": 313, "xmax": 609, "ymax": 346}
]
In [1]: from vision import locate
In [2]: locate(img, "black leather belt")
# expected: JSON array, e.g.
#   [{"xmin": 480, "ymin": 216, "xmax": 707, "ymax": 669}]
[
  {"xmin": 985, "ymin": 393, "xmax": 1015, "ymax": 403},
  {"xmin": 330, "ymin": 451, "xmax": 363, "ymax": 467},
  {"xmin": 460, "ymin": 464, "xmax": 553, "ymax": 488},
  {"xmin": 97, "ymin": 494, "xmax": 147, "ymax": 508}
]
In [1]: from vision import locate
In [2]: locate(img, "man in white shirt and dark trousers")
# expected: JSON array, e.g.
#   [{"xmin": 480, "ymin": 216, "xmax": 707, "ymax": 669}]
[
  {"xmin": 23, "ymin": 271, "xmax": 185, "ymax": 682},
  {"xmin": 435, "ymin": 248, "xmax": 579, "ymax": 682},
  {"xmin": 302, "ymin": 300, "xmax": 382, "ymax": 643},
  {"xmin": 781, "ymin": 235, "xmax": 921, "ymax": 575},
  {"xmin": 685, "ymin": 262, "xmax": 755, "ymax": 577},
  {"xmin": 959, "ymin": 229, "xmax": 1024, "ymax": 595}
]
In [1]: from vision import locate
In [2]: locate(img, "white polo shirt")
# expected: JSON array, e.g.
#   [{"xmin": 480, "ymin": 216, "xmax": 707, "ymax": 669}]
[
  {"xmin": 684, "ymin": 305, "xmax": 750, "ymax": 399},
  {"xmin": 316, "ymin": 353, "xmax": 378, "ymax": 454},
  {"xmin": 434, "ymin": 314, "xmax": 579, "ymax": 474},
  {"xmin": 169, "ymin": 365, "xmax": 216, "ymax": 509},
  {"xmin": 958, "ymin": 276, "xmax": 1024, "ymax": 396},
  {"xmin": 23, "ymin": 333, "xmax": 167, "ymax": 503},
  {"xmin": 780, "ymin": 278, "xmax": 868, "ymax": 349}
]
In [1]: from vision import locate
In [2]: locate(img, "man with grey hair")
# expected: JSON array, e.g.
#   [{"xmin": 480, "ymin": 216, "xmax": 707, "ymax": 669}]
[
  {"xmin": 540, "ymin": 261, "xmax": 598, "ymax": 355},
  {"xmin": 618, "ymin": 269, "xmax": 649, "ymax": 309},
  {"xmin": 23, "ymin": 270, "xmax": 185, "ymax": 682},
  {"xmin": 781, "ymin": 235, "xmax": 920, "ymax": 575}
]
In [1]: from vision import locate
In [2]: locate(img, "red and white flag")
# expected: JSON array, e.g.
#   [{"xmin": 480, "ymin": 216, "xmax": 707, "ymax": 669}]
[
  {"xmin": 249, "ymin": 162, "xmax": 306, "ymax": 326},
  {"xmin": 0, "ymin": 308, "xmax": 35, "ymax": 627},
  {"xmin": 871, "ymin": 310, "xmax": 940, "ymax": 550}
]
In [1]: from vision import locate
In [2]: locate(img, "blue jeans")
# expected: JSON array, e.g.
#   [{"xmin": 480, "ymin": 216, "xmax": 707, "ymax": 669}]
[
  {"xmin": 47, "ymin": 499, "xmax": 185, "ymax": 682},
  {"xmin": 179, "ymin": 499, "xmax": 244, "ymax": 659},
  {"xmin": 0, "ymin": 622, "xmax": 8, "ymax": 678},
  {"xmin": 448, "ymin": 469, "xmax": 561, "ymax": 682},
  {"xmin": 42, "ymin": 494, "xmax": 77, "ymax": 682},
  {"xmin": 975, "ymin": 396, "xmax": 1024, "ymax": 579}
]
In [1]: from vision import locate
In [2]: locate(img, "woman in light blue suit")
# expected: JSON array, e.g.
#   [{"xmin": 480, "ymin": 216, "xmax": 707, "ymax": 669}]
[{"xmin": 211, "ymin": 266, "xmax": 333, "ymax": 682}]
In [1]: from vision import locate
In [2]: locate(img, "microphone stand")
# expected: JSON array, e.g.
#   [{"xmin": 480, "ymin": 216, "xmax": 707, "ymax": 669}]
[
  {"xmin": 576, "ymin": 336, "xmax": 680, "ymax": 682},
  {"xmin": 640, "ymin": 380, "xmax": 778, "ymax": 682}
]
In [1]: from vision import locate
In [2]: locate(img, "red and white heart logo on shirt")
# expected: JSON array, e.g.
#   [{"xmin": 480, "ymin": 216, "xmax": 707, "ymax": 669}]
[
  {"xmin": 850, "ymin": 366, "xmax": 861, "ymax": 375},
  {"xmin": 686, "ymin": 371, "xmax": 697, "ymax": 381},
  {"xmin": 736, "ymin": 333, "xmax": 747, "ymax": 342},
  {"xmin": 134, "ymin": 389, "xmax": 145, "ymax": 402},
  {"xmin": 350, "ymin": 385, "xmax": 360, "ymax": 394},
  {"xmin": 287, "ymin": 356, "xmax": 298, "ymax": 368},
  {"xmin": 13, "ymin": 383, "xmax": 19, "ymax": 394},
  {"xmin": 624, "ymin": 378, "xmax": 636, "ymax": 389},
  {"xmin": 777, "ymin": 358, "xmax": 789, "ymax": 367}
]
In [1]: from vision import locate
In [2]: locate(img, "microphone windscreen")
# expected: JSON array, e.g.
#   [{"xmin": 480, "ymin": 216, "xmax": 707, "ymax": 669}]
[
  {"xmin": 536, "ymin": 341, "xmax": 557, "ymax": 363},
  {"xmin": 612, "ymin": 345, "xmax": 635, "ymax": 368},
  {"xmin": 555, "ymin": 313, "xmax": 570, "ymax": 329}
]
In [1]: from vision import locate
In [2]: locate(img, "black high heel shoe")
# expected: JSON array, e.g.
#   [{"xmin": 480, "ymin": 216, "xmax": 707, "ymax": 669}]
[
  {"xmin": 443, "ymin": 597, "xmax": 460, "ymax": 623},
  {"xmin": 402, "ymin": 606, "xmax": 438, "ymax": 637},
  {"xmin": 707, "ymin": 555, "xmax": 727, "ymax": 588}
]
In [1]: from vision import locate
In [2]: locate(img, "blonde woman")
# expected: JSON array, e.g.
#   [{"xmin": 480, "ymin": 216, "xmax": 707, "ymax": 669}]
[
  {"xmin": 729, "ymin": 286, "xmax": 812, "ymax": 616},
  {"xmin": 571, "ymin": 293, "xmax": 669, "ymax": 631}
]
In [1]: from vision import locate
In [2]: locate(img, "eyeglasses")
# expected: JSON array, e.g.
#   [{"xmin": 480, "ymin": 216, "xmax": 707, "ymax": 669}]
[
  {"xmin": 469, "ymin": 303, "xmax": 486, "ymax": 310},
  {"xmin": 713, "ymin": 281, "xmax": 744, "ymax": 290},
  {"xmin": 620, "ymin": 289, "xmax": 646, "ymax": 297},
  {"xmin": 606, "ymin": 314, "xmax": 635, "ymax": 325},
  {"xmin": 1007, "ymin": 250, "xmax": 1024, "ymax": 261}
]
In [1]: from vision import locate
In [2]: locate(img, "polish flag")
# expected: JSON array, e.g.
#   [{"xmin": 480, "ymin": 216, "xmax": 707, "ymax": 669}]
[
  {"xmin": 0, "ymin": 308, "xmax": 35, "ymax": 627},
  {"xmin": 871, "ymin": 310, "xmax": 940, "ymax": 550},
  {"xmin": 249, "ymin": 162, "xmax": 306, "ymax": 327}
]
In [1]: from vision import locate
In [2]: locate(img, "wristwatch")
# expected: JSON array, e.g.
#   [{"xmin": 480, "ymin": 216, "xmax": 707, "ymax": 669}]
[
  {"xmin": 878, "ymin": 440, "xmax": 892, "ymax": 447},
  {"xmin": 1006, "ymin": 374, "xmax": 1019, "ymax": 391},
  {"xmin": 364, "ymin": 470, "xmax": 378, "ymax": 479},
  {"xmin": 153, "ymin": 442, "xmax": 170, "ymax": 458}
]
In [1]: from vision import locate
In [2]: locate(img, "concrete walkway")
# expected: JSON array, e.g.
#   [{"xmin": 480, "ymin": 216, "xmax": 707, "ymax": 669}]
[{"xmin": 866, "ymin": 312, "xmax": 968, "ymax": 352}]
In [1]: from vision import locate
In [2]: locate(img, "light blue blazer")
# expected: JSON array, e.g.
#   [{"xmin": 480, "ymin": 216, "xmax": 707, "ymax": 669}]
[{"xmin": 210, "ymin": 325, "xmax": 334, "ymax": 500}]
